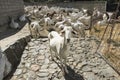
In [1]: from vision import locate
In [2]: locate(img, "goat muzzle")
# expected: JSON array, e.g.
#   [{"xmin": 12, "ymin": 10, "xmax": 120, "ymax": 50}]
[{"xmin": 67, "ymin": 39, "xmax": 70, "ymax": 43}]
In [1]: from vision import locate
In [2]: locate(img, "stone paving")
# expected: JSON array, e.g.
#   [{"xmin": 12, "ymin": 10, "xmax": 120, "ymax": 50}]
[{"xmin": 10, "ymin": 37, "xmax": 120, "ymax": 80}]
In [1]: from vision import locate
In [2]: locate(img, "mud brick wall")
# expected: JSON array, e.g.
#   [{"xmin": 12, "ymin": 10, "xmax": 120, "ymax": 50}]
[
  {"xmin": 36, "ymin": 1, "xmax": 106, "ymax": 12},
  {"xmin": 0, "ymin": 0, "xmax": 24, "ymax": 25}
]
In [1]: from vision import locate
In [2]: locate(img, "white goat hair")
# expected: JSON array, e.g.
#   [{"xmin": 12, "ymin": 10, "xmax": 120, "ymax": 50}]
[
  {"xmin": 33, "ymin": 9, "xmax": 39, "ymax": 14},
  {"xmin": 69, "ymin": 12, "xmax": 79, "ymax": 21},
  {"xmin": 93, "ymin": 8, "xmax": 101, "ymax": 17},
  {"xmin": 81, "ymin": 8, "xmax": 88, "ymax": 15},
  {"xmin": 44, "ymin": 17, "xmax": 54, "ymax": 27},
  {"xmin": 71, "ymin": 20, "xmax": 86, "ymax": 38},
  {"xmin": 96, "ymin": 13, "xmax": 108, "ymax": 27},
  {"xmin": 33, "ymin": 7, "xmax": 40, "ymax": 15},
  {"xmin": 0, "ymin": 47, "xmax": 11, "ymax": 80},
  {"xmin": 107, "ymin": 12, "xmax": 113, "ymax": 21},
  {"xmin": 54, "ymin": 14, "xmax": 62, "ymax": 21},
  {"xmin": 48, "ymin": 31, "xmax": 68, "ymax": 72},
  {"xmin": 71, "ymin": 8, "xmax": 79, "ymax": 13},
  {"xmin": 58, "ymin": 24, "xmax": 65, "ymax": 29},
  {"xmin": 82, "ymin": 8, "xmax": 87, "ymax": 13},
  {"xmin": 10, "ymin": 18, "xmax": 20, "ymax": 29},
  {"xmin": 97, "ymin": 20, "xmax": 107, "ymax": 27},
  {"xmin": 78, "ymin": 15, "xmax": 91, "ymax": 27},
  {"xmin": 48, "ymin": 26, "xmax": 73, "ymax": 64},
  {"xmin": 29, "ymin": 21, "xmax": 42, "ymax": 38},
  {"xmin": 55, "ymin": 19, "xmax": 66, "ymax": 27},
  {"xmin": 103, "ymin": 13, "xmax": 108, "ymax": 21},
  {"xmin": 77, "ymin": 11, "xmax": 84, "ymax": 17}
]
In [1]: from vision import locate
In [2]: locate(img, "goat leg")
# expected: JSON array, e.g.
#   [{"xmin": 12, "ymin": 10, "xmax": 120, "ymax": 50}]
[
  {"xmin": 52, "ymin": 57, "xmax": 65, "ymax": 74},
  {"xmin": 28, "ymin": 24, "xmax": 33, "ymax": 37},
  {"xmin": 57, "ymin": 57, "xmax": 68, "ymax": 75},
  {"xmin": 50, "ymin": 49, "xmax": 54, "ymax": 61}
]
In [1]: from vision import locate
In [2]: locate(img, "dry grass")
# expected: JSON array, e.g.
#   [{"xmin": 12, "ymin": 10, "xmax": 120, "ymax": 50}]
[{"xmin": 87, "ymin": 23, "xmax": 120, "ymax": 72}]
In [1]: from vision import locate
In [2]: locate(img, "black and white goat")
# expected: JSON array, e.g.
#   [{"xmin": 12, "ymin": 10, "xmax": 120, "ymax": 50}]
[{"xmin": 29, "ymin": 20, "xmax": 43, "ymax": 38}]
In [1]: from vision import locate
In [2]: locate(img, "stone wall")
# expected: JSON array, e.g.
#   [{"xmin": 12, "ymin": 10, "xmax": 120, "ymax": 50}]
[
  {"xmin": 31, "ymin": 1, "xmax": 107, "ymax": 12},
  {"xmin": 51, "ymin": 1, "xmax": 107, "ymax": 11},
  {"xmin": 0, "ymin": 0, "xmax": 24, "ymax": 26},
  {"xmin": 3, "ymin": 36, "xmax": 31, "ymax": 79},
  {"xmin": 4, "ymin": 36, "xmax": 30, "ymax": 68}
]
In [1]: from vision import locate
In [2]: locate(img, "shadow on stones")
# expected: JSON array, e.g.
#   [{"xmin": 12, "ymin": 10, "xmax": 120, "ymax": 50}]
[
  {"xmin": 3, "ymin": 60, "xmax": 21, "ymax": 80},
  {"xmin": 64, "ymin": 65, "xmax": 84, "ymax": 80},
  {"xmin": 52, "ymin": 58, "xmax": 84, "ymax": 80},
  {"xmin": 3, "ymin": 37, "xmax": 30, "ymax": 80}
]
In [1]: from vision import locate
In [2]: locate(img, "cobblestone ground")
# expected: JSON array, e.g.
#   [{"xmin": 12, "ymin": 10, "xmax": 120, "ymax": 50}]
[{"xmin": 10, "ymin": 37, "xmax": 120, "ymax": 80}]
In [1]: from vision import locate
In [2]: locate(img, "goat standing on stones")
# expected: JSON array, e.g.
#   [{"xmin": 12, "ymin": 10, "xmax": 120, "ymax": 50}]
[
  {"xmin": 70, "ymin": 20, "xmax": 86, "ymax": 39},
  {"xmin": 48, "ymin": 31, "xmax": 68, "ymax": 74},
  {"xmin": 48, "ymin": 27, "xmax": 73, "ymax": 74},
  {"xmin": 44, "ymin": 17, "xmax": 54, "ymax": 28},
  {"xmin": 29, "ymin": 21, "xmax": 43, "ymax": 38}
]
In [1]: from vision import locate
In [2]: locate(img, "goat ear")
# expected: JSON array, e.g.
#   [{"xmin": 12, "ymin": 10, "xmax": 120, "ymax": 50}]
[
  {"xmin": 48, "ymin": 33, "xmax": 53, "ymax": 40},
  {"xmin": 60, "ymin": 30, "xmax": 65, "ymax": 36},
  {"xmin": 60, "ymin": 29, "xmax": 65, "ymax": 33}
]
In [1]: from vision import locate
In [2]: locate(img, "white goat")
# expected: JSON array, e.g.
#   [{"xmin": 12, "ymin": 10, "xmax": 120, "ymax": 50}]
[
  {"xmin": 82, "ymin": 8, "xmax": 88, "ymax": 14},
  {"xmin": 44, "ymin": 17, "xmax": 54, "ymax": 27},
  {"xmin": 107, "ymin": 12, "xmax": 114, "ymax": 22},
  {"xmin": 81, "ymin": 8, "xmax": 90, "ymax": 16},
  {"xmin": 96, "ymin": 13, "xmax": 109, "ymax": 27},
  {"xmin": 92, "ymin": 8, "xmax": 104, "ymax": 21},
  {"xmin": 48, "ymin": 31, "xmax": 68, "ymax": 74},
  {"xmin": 94, "ymin": 13, "xmax": 109, "ymax": 37},
  {"xmin": 29, "ymin": 21, "xmax": 43, "ymax": 38},
  {"xmin": 70, "ymin": 20, "xmax": 86, "ymax": 39},
  {"xmin": 69, "ymin": 12, "xmax": 79, "ymax": 21},
  {"xmin": 0, "ymin": 47, "xmax": 11, "ymax": 80},
  {"xmin": 33, "ymin": 6, "xmax": 39, "ymax": 15},
  {"xmin": 78, "ymin": 15, "xmax": 91, "ymax": 27}
]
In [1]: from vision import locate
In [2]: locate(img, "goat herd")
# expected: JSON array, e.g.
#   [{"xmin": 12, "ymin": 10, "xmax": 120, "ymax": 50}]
[{"xmin": 9, "ymin": 5, "xmax": 116, "ymax": 75}]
